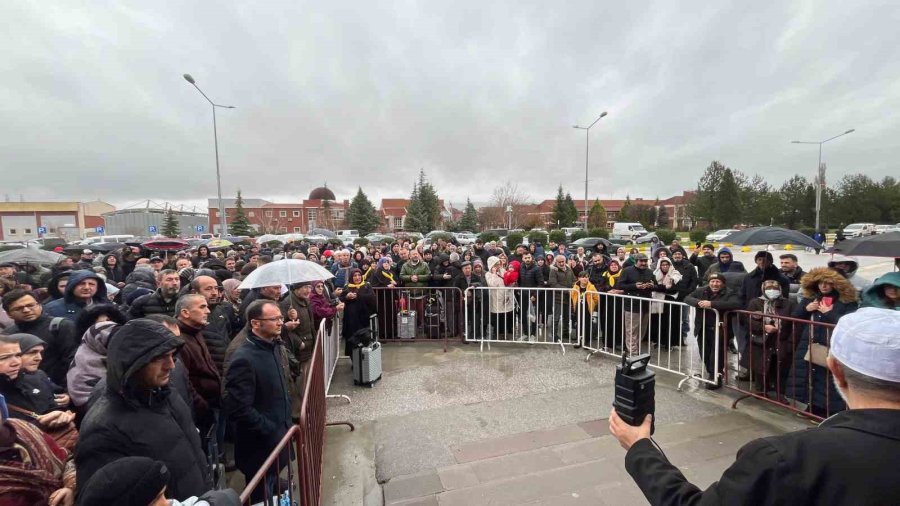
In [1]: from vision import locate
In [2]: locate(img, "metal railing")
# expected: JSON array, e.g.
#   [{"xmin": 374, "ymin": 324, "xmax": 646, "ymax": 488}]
[
  {"xmin": 579, "ymin": 290, "xmax": 721, "ymax": 389},
  {"xmin": 320, "ymin": 318, "xmax": 350, "ymax": 404},
  {"xmin": 371, "ymin": 286, "xmax": 465, "ymax": 351},
  {"xmin": 722, "ymin": 310, "xmax": 839, "ymax": 421},
  {"xmin": 240, "ymin": 328, "xmax": 354, "ymax": 505}
]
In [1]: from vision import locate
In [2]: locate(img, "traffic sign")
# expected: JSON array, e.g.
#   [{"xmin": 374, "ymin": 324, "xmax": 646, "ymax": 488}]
[
  {"xmin": 149, "ymin": 225, "xmax": 158, "ymax": 233},
  {"xmin": 37, "ymin": 226, "xmax": 47, "ymax": 235},
  {"xmin": 95, "ymin": 226, "xmax": 105, "ymax": 234},
  {"xmin": 196, "ymin": 224, "xmax": 205, "ymax": 232}
]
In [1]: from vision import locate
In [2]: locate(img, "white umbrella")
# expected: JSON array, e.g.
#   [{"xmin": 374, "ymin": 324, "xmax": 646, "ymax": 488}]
[
  {"xmin": 0, "ymin": 247, "xmax": 65, "ymax": 265},
  {"xmin": 238, "ymin": 259, "xmax": 334, "ymax": 290}
]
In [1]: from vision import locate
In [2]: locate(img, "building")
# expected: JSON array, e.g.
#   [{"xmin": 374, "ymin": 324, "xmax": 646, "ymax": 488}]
[
  {"xmin": 0, "ymin": 200, "xmax": 114, "ymax": 242},
  {"xmin": 378, "ymin": 198, "xmax": 451, "ymax": 231},
  {"xmin": 103, "ymin": 202, "xmax": 208, "ymax": 237},
  {"xmin": 207, "ymin": 186, "xmax": 349, "ymax": 234}
]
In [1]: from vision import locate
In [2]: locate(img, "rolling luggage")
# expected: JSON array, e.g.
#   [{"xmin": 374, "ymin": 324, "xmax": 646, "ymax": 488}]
[
  {"xmin": 352, "ymin": 342, "xmax": 382, "ymax": 387},
  {"xmin": 397, "ymin": 310, "xmax": 417, "ymax": 339},
  {"xmin": 424, "ymin": 297, "xmax": 442, "ymax": 339}
]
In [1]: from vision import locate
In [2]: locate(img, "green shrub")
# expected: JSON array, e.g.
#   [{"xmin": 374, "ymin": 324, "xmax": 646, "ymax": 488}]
[
  {"xmin": 798, "ymin": 227, "xmax": 815, "ymax": 237},
  {"xmin": 548, "ymin": 229, "xmax": 567, "ymax": 244},
  {"xmin": 352, "ymin": 237, "xmax": 370, "ymax": 247},
  {"xmin": 587, "ymin": 228, "xmax": 609, "ymax": 239},
  {"xmin": 264, "ymin": 240, "xmax": 283, "ymax": 248},
  {"xmin": 428, "ymin": 232, "xmax": 454, "ymax": 243},
  {"xmin": 527, "ymin": 230, "xmax": 548, "ymax": 246},
  {"xmin": 655, "ymin": 229, "xmax": 676, "ymax": 244},
  {"xmin": 689, "ymin": 230, "xmax": 708, "ymax": 243},
  {"xmin": 571, "ymin": 230, "xmax": 589, "ymax": 241},
  {"xmin": 506, "ymin": 232, "xmax": 525, "ymax": 248},
  {"xmin": 478, "ymin": 231, "xmax": 501, "ymax": 243}
]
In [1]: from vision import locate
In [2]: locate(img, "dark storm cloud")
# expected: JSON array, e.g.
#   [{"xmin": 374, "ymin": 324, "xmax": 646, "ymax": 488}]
[{"xmin": 2, "ymin": 1, "xmax": 897, "ymax": 208}]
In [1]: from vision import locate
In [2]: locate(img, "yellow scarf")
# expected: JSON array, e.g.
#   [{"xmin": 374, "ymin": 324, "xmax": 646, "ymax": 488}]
[
  {"xmin": 377, "ymin": 268, "xmax": 395, "ymax": 284},
  {"xmin": 347, "ymin": 280, "xmax": 365, "ymax": 290},
  {"xmin": 604, "ymin": 270, "xmax": 622, "ymax": 287}
]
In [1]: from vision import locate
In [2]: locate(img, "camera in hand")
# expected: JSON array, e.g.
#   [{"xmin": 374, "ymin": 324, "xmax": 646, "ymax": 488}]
[{"xmin": 613, "ymin": 353, "xmax": 656, "ymax": 435}]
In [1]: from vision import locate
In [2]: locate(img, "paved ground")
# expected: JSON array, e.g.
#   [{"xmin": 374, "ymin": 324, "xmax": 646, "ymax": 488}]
[{"xmin": 324, "ymin": 341, "xmax": 809, "ymax": 504}]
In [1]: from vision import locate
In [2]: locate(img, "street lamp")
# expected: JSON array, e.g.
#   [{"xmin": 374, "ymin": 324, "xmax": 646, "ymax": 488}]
[
  {"xmin": 184, "ymin": 73, "xmax": 235, "ymax": 236},
  {"xmin": 574, "ymin": 111, "xmax": 608, "ymax": 231},
  {"xmin": 791, "ymin": 129, "xmax": 854, "ymax": 233}
]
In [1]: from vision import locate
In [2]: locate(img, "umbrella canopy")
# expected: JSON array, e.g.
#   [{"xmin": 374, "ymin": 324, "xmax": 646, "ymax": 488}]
[
  {"xmin": 238, "ymin": 259, "xmax": 334, "ymax": 290},
  {"xmin": 0, "ymin": 247, "xmax": 65, "ymax": 266},
  {"xmin": 142, "ymin": 239, "xmax": 190, "ymax": 251},
  {"xmin": 720, "ymin": 227, "xmax": 822, "ymax": 249},
  {"xmin": 307, "ymin": 228, "xmax": 336, "ymax": 238},
  {"xmin": 63, "ymin": 242, "xmax": 127, "ymax": 255},
  {"xmin": 255, "ymin": 234, "xmax": 281, "ymax": 245},
  {"xmin": 829, "ymin": 231, "xmax": 900, "ymax": 258},
  {"xmin": 206, "ymin": 239, "xmax": 233, "ymax": 249}
]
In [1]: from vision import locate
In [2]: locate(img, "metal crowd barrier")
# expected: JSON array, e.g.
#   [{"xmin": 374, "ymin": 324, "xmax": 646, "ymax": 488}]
[
  {"xmin": 320, "ymin": 318, "xmax": 350, "ymax": 404},
  {"xmin": 463, "ymin": 286, "xmax": 581, "ymax": 353},
  {"xmin": 579, "ymin": 290, "xmax": 720, "ymax": 389},
  {"xmin": 371, "ymin": 286, "xmax": 465, "ymax": 351},
  {"xmin": 240, "ymin": 329, "xmax": 354, "ymax": 505},
  {"xmin": 722, "ymin": 310, "xmax": 839, "ymax": 421}
]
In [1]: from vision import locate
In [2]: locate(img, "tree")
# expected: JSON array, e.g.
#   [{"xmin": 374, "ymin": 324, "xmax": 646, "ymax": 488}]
[
  {"xmin": 655, "ymin": 201, "xmax": 669, "ymax": 228},
  {"xmin": 162, "ymin": 208, "xmax": 180, "ymax": 238},
  {"xmin": 347, "ymin": 187, "xmax": 381, "ymax": 235},
  {"xmin": 713, "ymin": 168, "xmax": 742, "ymax": 228},
  {"xmin": 587, "ymin": 199, "xmax": 608, "ymax": 229},
  {"xmin": 416, "ymin": 171, "xmax": 442, "ymax": 231},
  {"xmin": 562, "ymin": 193, "xmax": 579, "ymax": 227},
  {"xmin": 687, "ymin": 161, "xmax": 727, "ymax": 227},
  {"xmin": 551, "ymin": 185, "xmax": 568, "ymax": 228},
  {"xmin": 779, "ymin": 175, "xmax": 814, "ymax": 229},
  {"xmin": 630, "ymin": 205, "xmax": 657, "ymax": 227},
  {"xmin": 618, "ymin": 195, "xmax": 633, "ymax": 221},
  {"xmin": 458, "ymin": 198, "xmax": 479, "ymax": 231},
  {"xmin": 229, "ymin": 190, "xmax": 254, "ymax": 236},
  {"xmin": 489, "ymin": 181, "xmax": 532, "ymax": 229}
]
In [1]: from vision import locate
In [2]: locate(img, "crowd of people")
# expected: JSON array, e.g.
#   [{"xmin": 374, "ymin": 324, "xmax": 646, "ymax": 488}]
[{"xmin": 0, "ymin": 233, "xmax": 897, "ymax": 504}]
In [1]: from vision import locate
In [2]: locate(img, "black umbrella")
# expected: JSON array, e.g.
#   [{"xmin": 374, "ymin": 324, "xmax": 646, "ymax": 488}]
[
  {"xmin": 829, "ymin": 231, "xmax": 900, "ymax": 258},
  {"xmin": 62, "ymin": 242, "xmax": 127, "ymax": 255},
  {"xmin": 721, "ymin": 227, "xmax": 822, "ymax": 249}
]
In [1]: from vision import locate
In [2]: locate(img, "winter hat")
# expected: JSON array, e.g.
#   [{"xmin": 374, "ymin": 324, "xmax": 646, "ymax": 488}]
[
  {"xmin": 449, "ymin": 252, "xmax": 460, "ymax": 263},
  {"xmin": 377, "ymin": 257, "xmax": 392, "ymax": 269},
  {"xmin": 79, "ymin": 456, "xmax": 170, "ymax": 506},
  {"xmin": 717, "ymin": 247, "xmax": 733, "ymax": 259},
  {"xmin": 9, "ymin": 333, "xmax": 45, "ymax": 353},
  {"xmin": 830, "ymin": 308, "xmax": 900, "ymax": 382},
  {"xmin": 125, "ymin": 287, "xmax": 153, "ymax": 306},
  {"xmin": 487, "ymin": 256, "xmax": 500, "ymax": 271},
  {"xmin": 472, "ymin": 259, "xmax": 484, "ymax": 270}
]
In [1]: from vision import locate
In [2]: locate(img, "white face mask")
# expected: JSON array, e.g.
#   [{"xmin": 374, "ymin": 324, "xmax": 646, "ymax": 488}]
[{"xmin": 764, "ymin": 289, "xmax": 781, "ymax": 299}]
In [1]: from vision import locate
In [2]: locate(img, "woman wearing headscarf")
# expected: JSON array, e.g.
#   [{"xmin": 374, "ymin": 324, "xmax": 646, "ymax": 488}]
[
  {"xmin": 598, "ymin": 259, "xmax": 625, "ymax": 350},
  {"xmin": 310, "ymin": 281, "xmax": 344, "ymax": 334},
  {"xmin": 741, "ymin": 279, "xmax": 796, "ymax": 395},
  {"xmin": 485, "ymin": 256, "xmax": 514, "ymax": 340},
  {"xmin": 368, "ymin": 257, "xmax": 398, "ymax": 339},
  {"xmin": 650, "ymin": 257, "xmax": 682, "ymax": 350},
  {"xmin": 340, "ymin": 269, "xmax": 377, "ymax": 356},
  {"xmin": 100, "ymin": 253, "xmax": 125, "ymax": 286}
]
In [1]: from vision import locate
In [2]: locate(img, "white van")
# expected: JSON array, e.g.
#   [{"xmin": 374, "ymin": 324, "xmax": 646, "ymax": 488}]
[
  {"xmin": 610, "ymin": 222, "xmax": 648, "ymax": 241},
  {"xmin": 842, "ymin": 223, "xmax": 875, "ymax": 237},
  {"xmin": 78, "ymin": 234, "xmax": 135, "ymax": 245},
  {"xmin": 336, "ymin": 229, "xmax": 360, "ymax": 246}
]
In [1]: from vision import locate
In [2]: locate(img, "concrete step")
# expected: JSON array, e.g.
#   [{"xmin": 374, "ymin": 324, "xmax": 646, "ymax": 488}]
[{"xmin": 382, "ymin": 411, "xmax": 784, "ymax": 505}]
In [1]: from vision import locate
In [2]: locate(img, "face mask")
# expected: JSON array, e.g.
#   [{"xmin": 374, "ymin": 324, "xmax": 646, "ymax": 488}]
[{"xmin": 764, "ymin": 289, "xmax": 781, "ymax": 299}]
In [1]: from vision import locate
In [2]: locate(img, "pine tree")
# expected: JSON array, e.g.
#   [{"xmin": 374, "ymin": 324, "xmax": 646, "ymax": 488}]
[
  {"xmin": 655, "ymin": 199, "xmax": 670, "ymax": 228},
  {"xmin": 229, "ymin": 190, "xmax": 254, "ymax": 236},
  {"xmin": 347, "ymin": 187, "xmax": 381, "ymax": 235},
  {"xmin": 713, "ymin": 168, "xmax": 743, "ymax": 228},
  {"xmin": 587, "ymin": 199, "xmax": 608, "ymax": 229},
  {"xmin": 405, "ymin": 184, "xmax": 425, "ymax": 232},
  {"xmin": 562, "ymin": 193, "xmax": 579, "ymax": 227},
  {"xmin": 551, "ymin": 185, "xmax": 568, "ymax": 228},
  {"xmin": 416, "ymin": 170, "xmax": 442, "ymax": 231},
  {"xmin": 459, "ymin": 198, "xmax": 479, "ymax": 231},
  {"xmin": 162, "ymin": 209, "xmax": 181, "ymax": 238},
  {"xmin": 619, "ymin": 195, "xmax": 633, "ymax": 221}
]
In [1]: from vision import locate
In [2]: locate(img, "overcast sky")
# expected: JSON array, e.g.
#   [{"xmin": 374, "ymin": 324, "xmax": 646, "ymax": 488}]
[{"xmin": 3, "ymin": 1, "xmax": 898, "ymax": 211}]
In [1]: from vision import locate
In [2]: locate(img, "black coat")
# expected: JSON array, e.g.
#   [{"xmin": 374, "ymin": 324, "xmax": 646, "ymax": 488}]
[
  {"xmin": 689, "ymin": 252, "xmax": 717, "ymax": 279},
  {"xmin": 3, "ymin": 313, "xmax": 79, "ymax": 387},
  {"xmin": 76, "ymin": 319, "xmax": 210, "ymax": 501},
  {"xmin": 519, "ymin": 262, "xmax": 544, "ymax": 288},
  {"xmin": 618, "ymin": 265, "xmax": 656, "ymax": 312},
  {"xmin": 739, "ymin": 266, "xmax": 790, "ymax": 305},
  {"xmin": 685, "ymin": 285, "xmax": 743, "ymax": 331},
  {"xmin": 671, "ymin": 260, "xmax": 699, "ymax": 301},
  {"xmin": 341, "ymin": 283, "xmax": 377, "ymax": 342},
  {"xmin": 624, "ymin": 409, "xmax": 900, "ymax": 505},
  {"xmin": 223, "ymin": 332, "xmax": 292, "ymax": 478},
  {"xmin": 127, "ymin": 288, "xmax": 178, "ymax": 319},
  {"xmin": 0, "ymin": 370, "xmax": 59, "ymax": 418}
]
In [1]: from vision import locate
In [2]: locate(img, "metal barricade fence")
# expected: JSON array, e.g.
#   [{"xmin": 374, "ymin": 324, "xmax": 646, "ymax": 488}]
[
  {"xmin": 371, "ymin": 286, "xmax": 465, "ymax": 350},
  {"xmin": 240, "ymin": 329, "xmax": 354, "ymax": 505},
  {"xmin": 579, "ymin": 290, "xmax": 721, "ymax": 388},
  {"xmin": 464, "ymin": 286, "xmax": 582, "ymax": 353},
  {"xmin": 722, "ymin": 310, "xmax": 838, "ymax": 422},
  {"xmin": 320, "ymin": 318, "xmax": 350, "ymax": 404}
]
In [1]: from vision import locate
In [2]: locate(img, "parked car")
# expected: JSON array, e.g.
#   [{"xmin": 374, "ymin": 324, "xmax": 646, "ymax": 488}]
[
  {"xmin": 842, "ymin": 223, "xmax": 876, "ymax": 237},
  {"xmin": 884, "ymin": 224, "xmax": 900, "ymax": 234},
  {"xmin": 561, "ymin": 227, "xmax": 582, "ymax": 240},
  {"xmin": 705, "ymin": 229, "xmax": 740, "ymax": 242},
  {"xmin": 610, "ymin": 222, "xmax": 648, "ymax": 242},
  {"xmin": 874, "ymin": 224, "xmax": 894, "ymax": 235},
  {"xmin": 634, "ymin": 232, "xmax": 658, "ymax": 244},
  {"xmin": 566, "ymin": 237, "xmax": 623, "ymax": 256},
  {"xmin": 454, "ymin": 231, "xmax": 477, "ymax": 245}
]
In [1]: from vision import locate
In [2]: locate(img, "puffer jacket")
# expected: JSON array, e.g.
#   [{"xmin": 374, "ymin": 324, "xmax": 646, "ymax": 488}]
[
  {"xmin": 43, "ymin": 270, "xmax": 108, "ymax": 321},
  {"xmin": 548, "ymin": 264, "xmax": 576, "ymax": 290},
  {"xmin": 485, "ymin": 271, "xmax": 514, "ymax": 313},
  {"xmin": 67, "ymin": 320, "xmax": 119, "ymax": 407},
  {"xmin": 128, "ymin": 288, "xmax": 178, "ymax": 319},
  {"xmin": 176, "ymin": 321, "xmax": 222, "ymax": 422},
  {"xmin": 76, "ymin": 319, "xmax": 211, "ymax": 501},
  {"xmin": 119, "ymin": 268, "xmax": 157, "ymax": 305}
]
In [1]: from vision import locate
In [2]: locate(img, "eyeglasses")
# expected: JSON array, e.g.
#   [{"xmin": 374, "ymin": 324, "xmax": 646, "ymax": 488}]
[
  {"xmin": 8, "ymin": 302, "xmax": 39, "ymax": 313},
  {"xmin": 255, "ymin": 316, "xmax": 285, "ymax": 322}
]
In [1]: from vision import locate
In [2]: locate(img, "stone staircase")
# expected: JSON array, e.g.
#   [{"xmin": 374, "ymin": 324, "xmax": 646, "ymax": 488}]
[{"xmin": 381, "ymin": 411, "xmax": 782, "ymax": 505}]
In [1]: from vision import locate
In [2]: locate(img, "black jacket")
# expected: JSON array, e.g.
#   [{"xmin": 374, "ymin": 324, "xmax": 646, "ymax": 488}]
[
  {"xmin": 686, "ymin": 285, "xmax": 743, "ymax": 330},
  {"xmin": 519, "ymin": 262, "xmax": 544, "ymax": 289},
  {"xmin": 223, "ymin": 332, "xmax": 292, "ymax": 478},
  {"xmin": 76, "ymin": 319, "xmax": 210, "ymax": 501},
  {"xmin": 740, "ymin": 265, "xmax": 790, "ymax": 304},
  {"xmin": 618, "ymin": 265, "xmax": 656, "ymax": 312},
  {"xmin": 0, "ymin": 370, "xmax": 59, "ymax": 418},
  {"xmin": 203, "ymin": 302, "xmax": 238, "ymax": 373},
  {"xmin": 689, "ymin": 252, "xmax": 717, "ymax": 279},
  {"xmin": 624, "ymin": 409, "xmax": 900, "ymax": 506},
  {"xmin": 671, "ymin": 259, "xmax": 699, "ymax": 301},
  {"xmin": 3, "ymin": 314, "xmax": 79, "ymax": 387},
  {"xmin": 127, "ymin": 288, "xmax": 178, "ymax": 319}
]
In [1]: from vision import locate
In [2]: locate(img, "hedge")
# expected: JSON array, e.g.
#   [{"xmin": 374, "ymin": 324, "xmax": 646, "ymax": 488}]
[
  {"xmin": 478, "ymin": 231, "xmax": 501, "ymax": 243},
  {"xmin": 571, "ymin": 230, "xmax": 589, "ymax": 241},
  {"xmin": 655, "ymin": 229, "xmax": 676, "ymax": 244},
  {"xmin": 689, "ymin": 230, "xmax": 708, "ymax": 243},
  {"xmin": 548, "ymin": 229, "xmax": 567, "ymax": 244},
  {"xmin": 506, "ymin": 232, "xmax": 525, "ymax": 248},
  {"xmin": 587, "ymin": 228, "xmax": 609, "ymax": 239},
  {"xmin": 527, "ymin": 230, "xmax": 548, "ymax": 246},
  {"xmin": 352, "ymin": 238, "xmax": 370, "ymax": 247}
]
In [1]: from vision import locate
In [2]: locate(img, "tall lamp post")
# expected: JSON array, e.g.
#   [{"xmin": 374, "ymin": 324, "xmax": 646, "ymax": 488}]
[
  {"xmin": 574, "ymin": 111, "xmax": 608, "ymax": 231},
  {"xmin": 183, "ymin": 74, "xmax": 235, "ymax": 236},
  {"xmin": 791, "ymin": 128, "xmax": 854, "ymax": 233}
]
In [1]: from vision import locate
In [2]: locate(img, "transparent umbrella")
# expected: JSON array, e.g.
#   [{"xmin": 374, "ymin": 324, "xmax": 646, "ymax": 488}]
[
  {"xmin": 238, "ymin": 259, "xmax": 334, "ymax": 289},
  {"xmin": 0, "ymin": 248, "xmax": 65, "ymax": 265}
]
